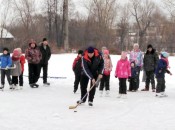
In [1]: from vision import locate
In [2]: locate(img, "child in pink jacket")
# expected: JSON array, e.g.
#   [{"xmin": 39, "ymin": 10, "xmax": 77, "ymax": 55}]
[{"xmin": 115, "ymin": 51, "xmax": 131, "ymax": 98}]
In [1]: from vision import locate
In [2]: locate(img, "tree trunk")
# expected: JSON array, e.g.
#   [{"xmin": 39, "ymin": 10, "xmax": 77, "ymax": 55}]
[{"xmin": 62, "ymin": 0, "xmax": 69, "ymax": 51}]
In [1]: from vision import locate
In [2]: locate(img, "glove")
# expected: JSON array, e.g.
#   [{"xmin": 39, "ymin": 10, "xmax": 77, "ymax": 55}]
[
  {"xmin": 5, "ymin": 66, "xmax": 9, "ymax": 70},
  {"xmin": 128, "ymin": 77, "xmax": 131, "ymax": 82},
  {"xmin": 92, "ymin": 79, "xmax": 96, "ymax": 86}
]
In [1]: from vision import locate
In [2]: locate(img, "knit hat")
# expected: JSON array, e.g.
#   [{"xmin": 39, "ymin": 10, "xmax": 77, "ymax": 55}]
[
  {"xmin": 103, "ymin": 49, "xmax": 109, "ymax": 55},
  {"xmin": 161, "ymin": 52, "xmax": 169, "ymax": 58},
  {"xmin": 78, "ymin": 50, "xmax": 83, "ymax": 55},
  {"xmin": 147, "ymin": 44, "xmax": 153, "ymax": 49},
  {"xmin": 3, "ymin": 47, "xmax": 9, "ymax": 52},
  {"xmin": 43, "ymin": 38, "xmax": 47, "ymax": 42},
  {"xmin": 87, "ymin": 47, "xmax": 94, "ymax": 53},
  {"xmin": 13, "ymin": 49, "xmax": 20, "ymax": 58}
]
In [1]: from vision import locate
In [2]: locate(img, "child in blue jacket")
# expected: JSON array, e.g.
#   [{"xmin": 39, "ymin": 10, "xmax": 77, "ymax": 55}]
[
  {"xmin": 0, "ymin": 48, "xmax": 12, "ymax": 90},
  {"xmin": 128, "ymin": 61, "xmax": 139, "ymax": 92},
  {"xmin": 155, "ymin": 52, "xmax": 172, "ymax": 97}
]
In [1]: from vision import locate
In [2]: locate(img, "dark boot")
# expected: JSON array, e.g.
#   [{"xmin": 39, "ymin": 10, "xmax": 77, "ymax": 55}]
[{"xmin": 141, "ymin": 86, "xmax": 149, "ymax": 91}]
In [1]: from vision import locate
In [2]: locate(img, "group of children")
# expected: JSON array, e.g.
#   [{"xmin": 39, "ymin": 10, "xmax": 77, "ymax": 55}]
[
  {"xmin": 72, "ymin": 47, "xmax": 172, "ymax": 98},
  {"xmin": 0, "ymin": 48, "xmax": 25, "ymax": 90}
]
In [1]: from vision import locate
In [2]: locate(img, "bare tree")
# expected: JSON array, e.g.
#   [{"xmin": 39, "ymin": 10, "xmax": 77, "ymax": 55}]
[
  {"xmin": 12, "ymin": 0, "xmax": 36, "ymax": 39},
  {"xmin": 62, "ymin": 0, "xmax": 69, "ymax": 51},
  {"xmin": 163, "ymin": 0, "xmax": 175, "ymax": 19},
  {"xmin": 117, "ymin": 4, "xmax": 130, "ymax": 51},
  {"xmin": 85, "ymin": 0, "xmax": 118, "ymax": 47},
  {"xmin": 129, "ymin": 0, "xmax": 155, "ymax": 49}
]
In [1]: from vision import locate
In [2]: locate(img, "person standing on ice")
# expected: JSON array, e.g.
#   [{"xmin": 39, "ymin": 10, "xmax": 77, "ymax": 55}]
[
  {"xmin": 72, "ymin": 50, "xmax": 83, "ymax": 93},
  {"xmin": 16, "ymin": 48, "xmax": 26, "ymax": 88},
  {"xmin": 38, "ymin": 38, "xmax": 51, "ymax": 86},
  {"xmin": 77, "ymin": 46, "xmax": 104, "ymax": 106},
  {"xmin": 115, "ymin": 51, "xmax": 131, "ymax": 98},
  {"xmin": 99, "ymin": 49, "xmax": 113, "ymax": 97},
  {"xmin": 11, "ymin": 49, "xmax": 22, "ymax": 90},
  {"xmin": 155, "ymin": 52, "xmax": 172, "ymax": 97},
  {"xmin": 0, "ymin": 48, "xmax": 13, "ymax": 90},
  {"xmin": 129, "ymin": 43, "xmax": 143, "ymax": 90},
  {"xmin": 141, "ymin": 44, "xmax": 159, "ymax": 92},
  {"xmin": 25, "ymin": 39, "xmax": 42, "ymax": 88}
]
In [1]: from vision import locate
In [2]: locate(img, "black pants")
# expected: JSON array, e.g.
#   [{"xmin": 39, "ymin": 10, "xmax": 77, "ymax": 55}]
[
  {"xmin": 99, "ymin": 75, "xmax": 110, "ymax": 91},
  {"xmin": 156, "ymin": 78, "xmax": 165, "ymax": 93},
  {"xmin": 145, "ymin": 71, "xmax": 155, "ymax": 89},
  {"xmin": 119, "ymin": 78, "xmax": 127, "ymax": 94},
  {"xmin": 19, "ymin": 72, "xmax": 23, "ymax": 86},
  {"xmin": 74, "ymin": 73, "xmax": 81, "ymax": 92},
  {"xmin": 1, "ymin": 70, "xmax": 12, "ymax": 85},
  {"xmin": 135, "ymin": 66, "xmax": 141, "ymax": 90},
  {"xmin": 28, "ymin": 63, "xmax": 40, "ymax": 84},
  {"xmin": 12, "ymin": 76, "xmax": 18, "ymax": 85},
  {"xmin": 39, "ymin": 64, "xmax": 48, "ymax": 83},
  {"xmin": 129, "ymin": 78, "xmax": 137, "ymax": 91},
  {"xmin": 80, "ymin": 75, "xmax": 97, "ymax": 102}
]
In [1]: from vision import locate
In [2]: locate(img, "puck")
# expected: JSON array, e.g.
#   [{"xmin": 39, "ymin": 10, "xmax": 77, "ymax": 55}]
[{"xmin": 74, "ymin": 110, "xmax": 77, "ymax": 112}]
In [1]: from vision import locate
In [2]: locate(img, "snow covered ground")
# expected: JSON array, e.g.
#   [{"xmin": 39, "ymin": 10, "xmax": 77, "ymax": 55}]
[{"xmin": 0, "ymin": 54, "xmax": 175, "ymax": 130}]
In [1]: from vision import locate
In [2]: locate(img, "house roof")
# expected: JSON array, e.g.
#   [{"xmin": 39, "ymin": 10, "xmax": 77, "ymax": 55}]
[{"xmin": 0, "ymin": 27, "xmax": 14, "ymax": 39}]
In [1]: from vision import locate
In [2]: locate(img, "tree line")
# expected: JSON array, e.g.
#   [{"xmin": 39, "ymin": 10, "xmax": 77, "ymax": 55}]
[{"xmin": 1, "ymin": 0, "xmax": 175, "ymax": 53}]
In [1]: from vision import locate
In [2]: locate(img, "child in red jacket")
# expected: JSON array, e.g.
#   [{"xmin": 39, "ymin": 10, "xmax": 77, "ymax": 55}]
[
  {"xmin": 16, "ymin": 48, "xmax": 26, "ymax": 89},
  {"xmin": 72, "ymin": 50, "xmax": 83, "ymax": 93}
]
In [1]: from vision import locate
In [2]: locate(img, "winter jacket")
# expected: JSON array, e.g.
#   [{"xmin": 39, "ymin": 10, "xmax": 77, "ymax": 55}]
[
  {"xmin": 11, "ymin": 57, "xmax": 22, "ymax": 76},
  {"xmin": 25, "ymin": 43, "xmax": 42, "ymax": 64},
  {"xmin": 143, "ymin": 49, "xmax": 159, "ymax": 71},
  {"xmin": 129, "ymin": 49, "xmax": 143, "ymax": 67},
  {"xmin": 155, "ymin": 58, "xmax": 171, "ymax": 78},
  {"xmin": 0, "ymin": 53, "xmax": 12, "ymax": 68},
  {"xmin": 39, "ymin": 43, "xmax": 51, "ymax": 64},
  {"xmin": 115, "ymin": 58, "xmax": 131, "ymax": 78},
  {"xmin": 103, "ymin": 57, "xmax": 113, "ymax": 76},
  {"xmin": 72, "ymin": 56, "xmax": 82, "ymax": 75},
  {"xmin": 20, "ymin": 55, "xmax": 25, "ymax": 72},
  {"xmin": 82, "ymin": 49, "xmax": 104, "ymax": 79},
  {"xmin": 131, "ymin": 67, "xmax": 139, "ymax": 78}
]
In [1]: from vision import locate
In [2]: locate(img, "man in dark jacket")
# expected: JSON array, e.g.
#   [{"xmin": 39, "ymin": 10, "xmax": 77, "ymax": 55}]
[
  {"xmin": 72, "ymin": 50, "xmax": 83, "ymax": 93},
  {"xmin": 39, "ymin": 38, "xmax": 51, "ymax": 86},
  {"xmin": 142, "ymin": 44, "xmax": 159, "ymax": 92},
  {"xmin": 77, "ymin": 47, "xmax": 104, "ymax": 106}
]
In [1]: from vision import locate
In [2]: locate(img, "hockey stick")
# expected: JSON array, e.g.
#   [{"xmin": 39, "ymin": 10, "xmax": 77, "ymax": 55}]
[
  {"xmin": 69, "ymin": 78, "xmax": 100, "ymax": 109},
  {"xmin": 0, "ymin": 64, "xmax": 16, "ymax": 70},
  {"xmin": 23, "ymin": 75, "xmax": 67, "ymax": 79}
]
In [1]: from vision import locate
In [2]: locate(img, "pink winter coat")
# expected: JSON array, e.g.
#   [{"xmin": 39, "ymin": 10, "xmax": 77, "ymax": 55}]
[{"xmin": 115, "ymin": 58, "xmax": 131, "ymax": 78}]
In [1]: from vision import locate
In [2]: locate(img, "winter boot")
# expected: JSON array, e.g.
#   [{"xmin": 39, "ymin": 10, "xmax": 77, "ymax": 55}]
[
  {"xmin": 9, "ymin": 84, "xmax": 14, "ymax": 90},
  {"xmin": 0, "ymin": 84, "xmax": 4, "ymax": 91},
  {"xmin": 88, "ymin": 101, "xmax": 93, "ymax": 106},
  {"xmin": 33, "ymin": 83, "xmax": 39, "ymax": 88},
  {"xmin": 141, "ymin": 87, "xmax": 149, "ymax": 91},
  {"xmin": 152, "ymin": 89, "xmax": 156, "ymax": 92},
  {"xmin": 44, "ymin": 82, "xmax": 50, "ymax": 86}
]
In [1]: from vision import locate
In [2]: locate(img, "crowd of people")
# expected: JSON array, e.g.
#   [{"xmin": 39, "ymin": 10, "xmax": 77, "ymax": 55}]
[
  {"xmin": 72, "ymin": 44, "xmax": 172, "ymax": 106},
  {"xmin": 0, "ymin": 40, "xmax": 172, "ymax": 106},
  {"xmin": 0, "ymin": 38, "xmax": 51, "ymax": 90}
]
